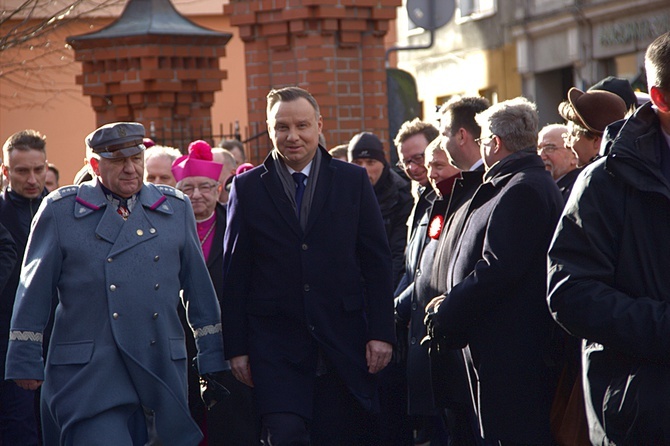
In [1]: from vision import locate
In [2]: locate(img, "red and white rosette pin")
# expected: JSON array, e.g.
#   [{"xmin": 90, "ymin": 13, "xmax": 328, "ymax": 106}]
[{"xmin": 428, "ymin": 214, "xmax": 444, "ymax": 240}]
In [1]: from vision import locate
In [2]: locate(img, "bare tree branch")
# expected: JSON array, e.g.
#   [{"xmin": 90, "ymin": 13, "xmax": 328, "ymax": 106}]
[{"xmin": 0, "ymin": 0, "xmax": 125, "ymax": 109}]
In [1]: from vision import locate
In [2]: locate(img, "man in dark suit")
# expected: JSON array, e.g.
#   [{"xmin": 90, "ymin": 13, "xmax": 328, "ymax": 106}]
[
  {"xmin": 223, "ymin": 86, "xmax": 395, "ymax": 445},
  {"xmin": 429, "ymin": 96, "xmax": 490, "ymax": 446},
  {"xmin": 427, "ymin": 97, "xmax": 563, "ymax": 445}
]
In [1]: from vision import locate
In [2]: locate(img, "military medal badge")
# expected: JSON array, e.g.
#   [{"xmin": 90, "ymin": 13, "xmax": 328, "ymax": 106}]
[{"xmin": 428, "ymin": 214, "xmax": 444, "ymax": 240}]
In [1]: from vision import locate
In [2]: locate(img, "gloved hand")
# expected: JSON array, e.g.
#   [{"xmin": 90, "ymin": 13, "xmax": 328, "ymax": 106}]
[
  {"xmin": 199, "ymin": 371, "xmax": 231, "ymax": 409},
  {"xmin": 192, "ymin": 358, "xmax": 231, "ymax": 409}
]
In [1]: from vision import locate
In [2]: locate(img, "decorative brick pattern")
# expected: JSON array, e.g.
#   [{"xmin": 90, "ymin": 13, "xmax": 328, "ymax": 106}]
[{"xmin": 224, "ymin": 0, "xmax": 401, "ymax": 163}]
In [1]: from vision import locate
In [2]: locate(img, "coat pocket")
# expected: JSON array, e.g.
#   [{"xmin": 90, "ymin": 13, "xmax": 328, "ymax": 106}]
[
  {"xmin": 49, "ymin": 341, "xmax": 94, "ymax": 365},
  {"xmin": 169, "ymin": 337, "xmax": 187, "ymax": 360}
]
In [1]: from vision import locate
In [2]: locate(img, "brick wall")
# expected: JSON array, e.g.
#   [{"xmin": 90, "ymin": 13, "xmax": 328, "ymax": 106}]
[
  {"xmin": 224, "ymin": 0, "xmax": 401, "ymax": 164},
  {"xmin": 71, "ymin": 36, "xmax": 229, "ymax": 151}
]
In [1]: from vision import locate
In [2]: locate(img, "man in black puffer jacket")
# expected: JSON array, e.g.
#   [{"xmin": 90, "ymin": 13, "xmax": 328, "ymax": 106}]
[{"xmin": 548, "ymin": 31, "xmax": 670, "ymax": 445}]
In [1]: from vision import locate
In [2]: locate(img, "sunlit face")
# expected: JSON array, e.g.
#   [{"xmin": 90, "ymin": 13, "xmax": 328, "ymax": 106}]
[
  {"xmin": 563, "ymin": 122, "xmax": 600, "ymax": 168},
  {"xmin": 90, "ymin": 152, "xmax": 144, "ymax": 198},
  {"xmin": 538, "ymin": 127, "xmax": 577, "ymax": 180},
  {"xmin": 2, "ymin": 149, "xmax": 47, "ymax": 199},
  {"xmin": 45, "ymin": 169, "xmax": 59, "ymax": 192},
  {"xmin": 397, "ymin": 133, "xmax": 429, "ymax": 187},
  {"xmin": 145, "ymin": 155, "xmax": 176, "ymax": 187},
  {"xmin": 439, "ymin": 112, "xmax": 468, "ymax": 171},
  {"xmin": 268, "ymin": 97, "xmax": 323, "ymax": 172},
  {"xmin": 352, "ymin": 158, "xmax": 385, "ymax": 186},
  {"xmin": 178, "ymin": 176, "xmax": 220, "ymax": 220},
  {"xmin": 477, "ymin": 132, "xmax": 498, "ymax": 170},
  {"xmin": 427, "ymin": 147, "xmax": 459, "ymax": 190}
]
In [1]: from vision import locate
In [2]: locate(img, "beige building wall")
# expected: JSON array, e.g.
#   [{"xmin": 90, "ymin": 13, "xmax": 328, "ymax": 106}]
[{"xmin": 0, "ymin": 0, "xmax": 246, "ymax": 185}]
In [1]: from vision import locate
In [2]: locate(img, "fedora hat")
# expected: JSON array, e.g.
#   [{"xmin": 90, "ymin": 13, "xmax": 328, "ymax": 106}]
[{"xmin": 564, "ymin": 87, "xmax": 627, "ymax": 135}]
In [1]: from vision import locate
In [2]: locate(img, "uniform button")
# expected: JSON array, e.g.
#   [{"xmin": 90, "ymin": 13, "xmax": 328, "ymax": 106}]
[
  {"xmin": 113, "ymin": 312, "xmax": 119, "ymax": 319},
  {"xmin": 411, "ymin": 303, "xmax": 417, "ymax": 311},
  {"xmin": 136, "ymin": 229, "xmax": 144, "ymax": 236},
  {"xmin": 153, "ymin": 313, "xmax": 159, "ymax": 319},
  {"xmin": 309, "ymin": 325, "xmax": 315, "ymax": 331},
  {"xmin": 410, "ymin": 337, "xmax": 417, "ymax": 345},
  {"xmin": 110, "ymin": 284, "xmax": 117, "ymax": 291},
  {"xmin": 301, "ymin": 243, "xmax": 308, "ymax": 251},
  {"xmin": 154, "ymin": 255, "xmax": 160, "ymax": 262},
  {"xmin": 107, "ymin": 257, "xmax": 113, "ymax": 263},
  {"xmin": 154, "ymin": 284, "xmax": 160, "ymax": 290},
  {"xmin": 303, "ymin": 284, "xmax": 310, "ymax": 292},
  {"xmin": 416, "ymin": 269, "xmax": 422, "ymax": 277},
  {"xmin": 149, "ymin": 228, "xmax": 156, "ymax": 234},
  {"xmin": 150, "ymin": 340, "xmax": 156, "ymax": 345}
]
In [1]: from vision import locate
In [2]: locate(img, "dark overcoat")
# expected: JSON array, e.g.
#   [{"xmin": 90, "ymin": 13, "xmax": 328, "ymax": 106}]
[
  {"xmin": 433, "ymin": 151, "xmax": 563, "ymax": 444},
  {"xmin": 222, "ymin": 149, "xmax": 395, "ymax": 419},
  {"xmin": 5, "ymin": 179, "xmax": 226, "ymax": 445},
  {"xmin": 548, "ymin": 103, "xmax": 670, "ymax": 444}
]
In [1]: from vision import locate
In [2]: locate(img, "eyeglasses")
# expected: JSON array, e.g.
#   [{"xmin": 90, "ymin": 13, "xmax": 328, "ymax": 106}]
[
  {"xmin": 396, "ymin": 153, "xmax": 425, "ymax": 170},
  {"xmin": 179, "ymin": 182, "xmax": 218, "ymax": 196},
  {"xmin": 475, "ymin": 134, "xmax": 496, "ymax": 146},
  {"xmin": 537, "ymin": 144, "xmax": 560, "ymax": 154}
]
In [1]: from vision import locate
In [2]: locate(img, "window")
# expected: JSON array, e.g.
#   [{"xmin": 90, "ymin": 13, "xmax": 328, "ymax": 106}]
[{"xmin": 456, "ymin": 0, "xmax": 496, "ymax": 23}]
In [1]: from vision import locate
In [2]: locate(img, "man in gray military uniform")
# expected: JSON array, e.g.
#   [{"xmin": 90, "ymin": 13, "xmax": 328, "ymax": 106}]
[{"xmin": 5, "ymin": 122, "xmax": 226, "ymax": 445}]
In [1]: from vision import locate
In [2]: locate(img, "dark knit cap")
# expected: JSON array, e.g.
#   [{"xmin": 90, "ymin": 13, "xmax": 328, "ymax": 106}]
[
  {"xmin": 588, "ymin": 76, "xmax": 637, "ymax": 111},
  {"xmin": 347, "ymin": 132, "xmax": 387, "ymax": 165}
]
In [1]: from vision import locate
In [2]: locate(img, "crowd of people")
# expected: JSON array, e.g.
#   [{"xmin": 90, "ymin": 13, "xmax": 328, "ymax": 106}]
[{"xmin": 0, "ymin": 30, "xmax": 669, "ymax": 446}]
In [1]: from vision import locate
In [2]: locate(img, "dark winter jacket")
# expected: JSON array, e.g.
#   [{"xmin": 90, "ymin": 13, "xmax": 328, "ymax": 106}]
[
  {"xmin": 374, "ymin": 167, "xmax": 413, "ymax": 288},
  {"xmin": 548, "ymin": 102, "xmax": 670, "ymax": 445}
]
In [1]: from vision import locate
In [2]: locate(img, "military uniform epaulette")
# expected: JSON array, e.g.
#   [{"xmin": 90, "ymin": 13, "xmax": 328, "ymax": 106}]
[
  {"xmin": 50, "ymin": 186, "xmax": 79, "ymax": 201},
  {"xmin": 156, "ymin": 185, "xmax": 185, "ymax": 201}
]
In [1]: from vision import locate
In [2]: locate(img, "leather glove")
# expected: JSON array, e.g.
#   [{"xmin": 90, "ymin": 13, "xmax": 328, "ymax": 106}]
[
  {"xmin": 192, "ymin": 358, "xmax": 231, "ymax": 409},
  {"xmin": 199, "ymin": 371, "xmax": 231, "ymax": 409}
]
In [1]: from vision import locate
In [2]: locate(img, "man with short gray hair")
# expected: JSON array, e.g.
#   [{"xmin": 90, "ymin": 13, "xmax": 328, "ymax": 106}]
[
  {"xmin": 426, "ymin": 97, "xmax": 563, "ymax": 444},
  {"xmin": 144, "ymin": 144, "xmax": 181, "ymax": 187}
]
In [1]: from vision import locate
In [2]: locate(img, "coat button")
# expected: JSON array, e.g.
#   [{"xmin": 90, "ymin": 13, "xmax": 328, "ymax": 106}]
[
  {"xmin": 154, "ymin": 284, "xmax": 160, "ymax": 290},
  {"xmin": 153, "ymin": 313, "xmax": 159, "ymax": 319},
  {"xmin": 109, "ymin": 284, "xmax": 117, "ymax": 291},
  {"xmin": 154, "ymin": 255, "xmax": 160, "ymax": 262},
  {"xmin": 410, "ymin": 337, "xmax": 417, "ymax": 345},
  {"xmin": 149, "ymin": 228, "xmax": 156, "ymax": 234},
  {"xmin": 107, "ymin": 257, "xmax": 113, "ymax": 263},
  {"xmin": 304, "ymin": 284, "xmax": 310, "ymax": 292},
  {"xmin": 309, "ymin": 325, "xmax": 315, "ymax": 331},
  {"xmin": 150, "ymin": 340, "xmax": 156, "ymax": 345},
  {"xmin": 113, "ymin": 313, "xmax": 119, "ymax": 319},
  {"xmin": 301, "ymin": 243, "xmax": 308, "ymax": 251},
  {"xmin": 136, "ymin": 229, "xmax": 144, "ymax": 236},
  {"xmin": 411, "ymin": 303, "xmax": 417, "ymax": 311},
  {"xmin": 416, "ymin": 269, "xmax": 422, "ymax": 277}
]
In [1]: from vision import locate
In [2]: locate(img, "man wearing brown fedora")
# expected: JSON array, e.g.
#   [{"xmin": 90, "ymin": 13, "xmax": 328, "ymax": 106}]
[
  {"xmin": 549, "ymin": 31, "xmax": 670, "ymax": 444},
  {"xmin": 558, "ymin": 87, "xmax": 627, "ymax": 167}
]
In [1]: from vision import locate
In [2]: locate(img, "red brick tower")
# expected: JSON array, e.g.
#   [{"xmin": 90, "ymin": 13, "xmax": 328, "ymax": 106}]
[
  {"xmin": 67, "ymin": 0, "xmax": 231, "ymax": 150},
  {"xmin": 224, "ymin": 0, "xmax": 401, "ymax": 163}
]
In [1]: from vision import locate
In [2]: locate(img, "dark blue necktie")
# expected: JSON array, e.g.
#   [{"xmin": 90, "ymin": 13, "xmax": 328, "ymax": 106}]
[{"xmin": 292, "ymin": 172, "xmax": 307, "ymax": 218}]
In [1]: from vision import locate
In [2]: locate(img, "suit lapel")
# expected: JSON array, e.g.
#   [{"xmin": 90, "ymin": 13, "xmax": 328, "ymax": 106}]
[{"xmin": 304, "ymin": 154, "xmax": 333, "ymax": 236}]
